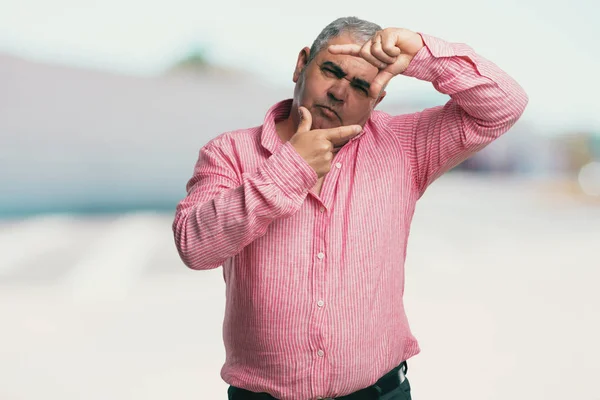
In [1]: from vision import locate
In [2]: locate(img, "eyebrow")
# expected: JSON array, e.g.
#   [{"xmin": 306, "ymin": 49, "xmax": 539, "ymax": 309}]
[{"xmin": 321, "ymin": 61, "xmax": 371, "ymax": 90}]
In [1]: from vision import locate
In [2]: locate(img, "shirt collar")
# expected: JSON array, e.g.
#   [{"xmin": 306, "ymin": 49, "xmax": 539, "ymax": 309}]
[
  {"xmin": 261, "ymin": 99, "xmax": 292, "ymax": 155},
  {"xmin": 260, "ymin": 98, "xmax": 369, "ymax": 154}
]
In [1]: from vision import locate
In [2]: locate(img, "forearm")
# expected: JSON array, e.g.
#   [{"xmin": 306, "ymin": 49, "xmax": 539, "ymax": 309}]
[
  {"xmin": 403, "ymin": 33, "xmax": 529, "ymax": 129},
  {"xmin": 388, "ymin": 33, "xmax": 529, "ymax": 194},
  {"xmin": 173, "ymin": 141, "xmax": 317, "ymax": 270}
]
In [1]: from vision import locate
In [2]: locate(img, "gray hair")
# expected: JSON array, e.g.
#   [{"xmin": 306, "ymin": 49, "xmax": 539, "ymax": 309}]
[{"xmin": 307, "ymin": 17, "xmax": 382, "ymax": 64}]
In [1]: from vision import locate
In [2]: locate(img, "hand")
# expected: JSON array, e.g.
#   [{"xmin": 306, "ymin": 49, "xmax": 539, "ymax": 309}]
[
  {"xmin": 290, "ymin": 107, "xmax": 362, "ymax": 178},
  {"xmin": 328, "ymin": 28, "xmax": 425, "ymax": 99}
]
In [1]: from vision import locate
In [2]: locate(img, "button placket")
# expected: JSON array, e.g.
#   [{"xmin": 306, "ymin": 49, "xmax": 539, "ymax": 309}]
[{"xmin": 310, "ymin": 165, "xmax": 338, "ymax": 397}]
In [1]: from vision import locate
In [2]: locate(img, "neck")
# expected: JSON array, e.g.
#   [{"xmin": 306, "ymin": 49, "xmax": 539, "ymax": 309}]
[{"xmin": 275, "ymin": 105, "xmax": 300, "ymax": 143}]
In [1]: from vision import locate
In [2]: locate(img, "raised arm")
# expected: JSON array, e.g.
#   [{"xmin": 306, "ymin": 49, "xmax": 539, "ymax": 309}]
[
  {"xmin": 396, "ymin": 33, "xmax": 528, "ymax": 194},
  {"xmin": 329, "ymin": 28, "xmax": 529, "ymax": 196}
]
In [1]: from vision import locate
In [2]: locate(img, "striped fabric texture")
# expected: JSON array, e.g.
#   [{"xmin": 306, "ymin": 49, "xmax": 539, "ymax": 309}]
[{"xmin": 172, "ymin": 33, "xmax": 528, "ymax": 400}]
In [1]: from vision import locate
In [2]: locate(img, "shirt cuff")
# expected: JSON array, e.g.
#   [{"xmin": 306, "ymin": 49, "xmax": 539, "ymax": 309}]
[
  {"xmin": 402, "ymin": 33, "xmax": 471, "ymax": 82},
  {"xmin": 260, "ymin": 141, "xmax": 318, "ymax": 198}
]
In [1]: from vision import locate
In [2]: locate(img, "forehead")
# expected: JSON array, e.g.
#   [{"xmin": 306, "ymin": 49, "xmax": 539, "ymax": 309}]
[{"xmin": 313, "ymin": 33, "xmax": 379, "ymax": 81}]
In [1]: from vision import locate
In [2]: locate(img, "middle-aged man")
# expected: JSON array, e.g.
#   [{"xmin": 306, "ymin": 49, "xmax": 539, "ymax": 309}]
[{"xmin": 173, "ymin": 16, "xmax": 528, "ymax": 400}]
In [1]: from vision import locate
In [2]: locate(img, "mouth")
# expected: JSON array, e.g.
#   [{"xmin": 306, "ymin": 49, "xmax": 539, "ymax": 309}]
[{"xmin": 315, "ymin": 105, "xmax": 341, "ymax": 123}]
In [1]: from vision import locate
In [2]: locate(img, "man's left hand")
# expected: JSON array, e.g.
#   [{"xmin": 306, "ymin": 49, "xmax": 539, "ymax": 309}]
[{"xmin": 328, "ymin": 28, "xmax": 424, "ymax": 99}]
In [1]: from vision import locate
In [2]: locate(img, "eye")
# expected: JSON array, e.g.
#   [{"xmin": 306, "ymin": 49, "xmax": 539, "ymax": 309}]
[
  {"xmin": 353, "ymin": 85, "xmax": 369, "ymax": 96},
  {"xmin": 321, "ymin": 67, "xmax": 338, "ymax": 78}
]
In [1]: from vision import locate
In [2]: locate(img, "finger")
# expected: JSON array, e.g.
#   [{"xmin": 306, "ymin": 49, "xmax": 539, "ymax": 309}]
[
  {"xmin": 369, "ymin": 70, "xmax": 394, "ymax": 99},
  {"xmin": 381, "ymin": 34, "xmax": 401, "ymax": 58},
  {"xmin": 297, "ymin": 106, "xmax": 312, "ymax": 133},
  {"xmin": 371, "ymin": 40, "xmax": 397, "ymax": 64},
  {"xmin": 329, "ymin": 42, "xmax": 388, "ymax": 69},
  {"xmin": 358, "ymin": 40, "xmax": 388, "ymax": 69},
  {"xmin": 327, "ymin": 141, "xmax": 334, "ymax": 153},
  {"xmin": 324, "ymin": 125, "xmax": 362, "ymax": 146},
  {"xmin": 328, "ymin": 43, "xmax": 362, "ymax": 55}
]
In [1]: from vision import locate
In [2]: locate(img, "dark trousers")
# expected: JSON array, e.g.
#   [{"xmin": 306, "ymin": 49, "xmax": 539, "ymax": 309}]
[{"xmin": 228, "ymin": 360, "xmax": 411, "ymax": 400}]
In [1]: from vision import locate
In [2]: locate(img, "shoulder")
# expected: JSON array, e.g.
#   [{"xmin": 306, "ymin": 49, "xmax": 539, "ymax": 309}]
[
  {"xmin": 204, "ymin": 125, "xmax": 263, "ymax": 153},
  {"xmin": 367, "ymin": 109, "xmax": 416, "ymax": 135}
]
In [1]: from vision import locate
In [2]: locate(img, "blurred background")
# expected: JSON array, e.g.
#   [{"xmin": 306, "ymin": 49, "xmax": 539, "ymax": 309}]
[{"xmin": 1, "ymin": 1, "xmax": 599, "ymax": 399}]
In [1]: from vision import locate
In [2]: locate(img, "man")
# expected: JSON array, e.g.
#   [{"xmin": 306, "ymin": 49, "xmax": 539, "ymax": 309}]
[{"xmin": 172, "ymin": 16, "xmax": 528, "ymax": 400}]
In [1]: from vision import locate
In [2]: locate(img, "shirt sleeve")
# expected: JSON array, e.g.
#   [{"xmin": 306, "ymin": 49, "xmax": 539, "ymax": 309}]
[
  {"xmin": 389, "ymin": 33, "xmax": 529, "ymax": 197},
  {"xmin": 172, "ymin": 139, "xmax": 318, "ymax": 270}
]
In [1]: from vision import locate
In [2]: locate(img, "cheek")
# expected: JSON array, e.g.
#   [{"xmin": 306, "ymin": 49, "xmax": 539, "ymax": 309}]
[
  {"xmin": 305, "ymin": 76, "xmax": 328, "ymax": 97},
  {"xmin": 294, "ymin": 73, "xmax": 310, "ymax": 101},
  {"xmin": 302, "ymin": 69, "xmax": 329, "ymax": 92},
  {"xmin": 345, "ymin": 100, "xmax": 373, "ymax": 123}
]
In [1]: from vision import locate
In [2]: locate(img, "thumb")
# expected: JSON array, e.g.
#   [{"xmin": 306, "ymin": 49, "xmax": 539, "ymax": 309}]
[
  {"xmin": 370, "ymin": 70, "xmax": 394, "ymax": 99},
  {"xmin": 296, "ymin": 106, "xmax": 312, "ymax": 133}
]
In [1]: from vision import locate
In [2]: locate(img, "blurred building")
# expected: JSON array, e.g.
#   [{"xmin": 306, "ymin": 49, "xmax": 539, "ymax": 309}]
[
  {"xmin": 0, "ymin": 53, "xmax": 288, "ymax": 218},
  {"xmin": 2, "ymin": 53, "xmax": 598, "ymax": 219}
]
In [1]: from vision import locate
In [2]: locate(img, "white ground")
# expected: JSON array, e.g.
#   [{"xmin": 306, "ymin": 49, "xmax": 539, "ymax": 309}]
[{"xmin": 1, "ymin": 173, "xmax": 599, "ymax": 400}]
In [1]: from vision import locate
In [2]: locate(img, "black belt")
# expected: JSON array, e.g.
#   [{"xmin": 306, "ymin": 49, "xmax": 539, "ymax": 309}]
[
  {"xmin": 336, "ymin": 360, "xmax": 407, "ymax": 399},
  {"xmin": 229, "ymin": 361, "xmax": 408, "ymax": 400}
]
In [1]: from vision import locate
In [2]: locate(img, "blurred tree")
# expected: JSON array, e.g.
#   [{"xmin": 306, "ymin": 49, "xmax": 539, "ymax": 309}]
[
  {"xmin": 164, "ymin": 45, "xmax": 240, "ymax": 78},
  {"xmin": 591, "ymin": 135, "xmax": 600, "ymax": 160},
  {"xmin": 173, "ymin": 46, "xmax": 211, "ymax": 70}
]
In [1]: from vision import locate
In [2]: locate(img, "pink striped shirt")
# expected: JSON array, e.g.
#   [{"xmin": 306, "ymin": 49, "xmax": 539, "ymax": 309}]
[{"xmin": 172, "ymin": 33, "xmax": 528, "ymax": 399}]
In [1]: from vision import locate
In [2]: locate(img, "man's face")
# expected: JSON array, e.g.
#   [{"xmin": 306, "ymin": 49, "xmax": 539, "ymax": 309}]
[{"xmin": 292, "ymin": 32, "xmax": 385, "ymax": 130}]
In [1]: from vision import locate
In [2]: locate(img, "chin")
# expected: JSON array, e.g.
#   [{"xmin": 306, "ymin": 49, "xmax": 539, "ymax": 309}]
[{"xmin": 313, "ymin": 116, "xmax": 341, "ymax": 130}]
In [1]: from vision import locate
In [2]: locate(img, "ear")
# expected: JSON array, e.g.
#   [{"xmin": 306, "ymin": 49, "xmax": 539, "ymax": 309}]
[{"xmin": 293, "ymin": 47, "xmax": 311, "ymax": 83}]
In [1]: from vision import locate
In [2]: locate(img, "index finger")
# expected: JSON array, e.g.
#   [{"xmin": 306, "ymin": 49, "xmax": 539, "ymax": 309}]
[
  {"xmin": 323, "ymin": 124, "xmax": 362, "ymax": 146},
  {"xmin": 328, "ymin": 43, "xmax": 362, "ymax": 56},
  {"xmin": 369, "ymin": 70, "xmax": 394, "ymax": 99}
]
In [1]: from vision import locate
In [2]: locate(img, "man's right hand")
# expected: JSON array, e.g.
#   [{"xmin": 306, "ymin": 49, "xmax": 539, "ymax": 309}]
[{"xmin": 289, "ymin": 106, "xmax": 362, "ymax": 178}]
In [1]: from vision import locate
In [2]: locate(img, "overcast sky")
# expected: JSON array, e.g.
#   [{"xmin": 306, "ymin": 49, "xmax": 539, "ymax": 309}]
[{"xmin": 1, "ymin": 0, "xmax": 598, "ymax": 134}]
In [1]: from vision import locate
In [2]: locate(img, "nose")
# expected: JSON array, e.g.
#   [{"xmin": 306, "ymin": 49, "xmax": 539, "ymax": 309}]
[{"xmin": 327, "ymin": 79, "xmax": 349, "ymax": 104}]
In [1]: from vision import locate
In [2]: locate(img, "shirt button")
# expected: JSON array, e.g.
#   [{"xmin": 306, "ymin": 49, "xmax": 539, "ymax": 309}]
[
  {"xmin": 317, "ymin": 252, "xmax": 325, "ymax": 260},
  {"xmin": 317, "ymin": 350, "xmax": 324, "ymax": 357},
  {"xmin": 319, "ymin": 207, "xmax": 325, "ymax": 213},
  {"xmin": 335, "ymin": 162, "xmax": 342, "ymax": 169},
  {"xmin": 317, "ymin": 300, "xmax": 324, "ymax": 307}
]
